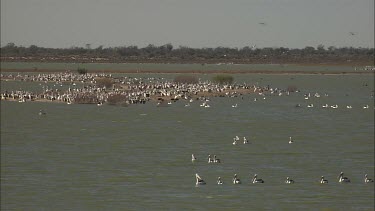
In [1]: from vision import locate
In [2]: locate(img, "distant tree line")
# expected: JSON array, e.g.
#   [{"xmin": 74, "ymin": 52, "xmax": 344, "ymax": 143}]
[{"xmin": 1, "ymin": 43, "xmax": 373, "ymax": 64}]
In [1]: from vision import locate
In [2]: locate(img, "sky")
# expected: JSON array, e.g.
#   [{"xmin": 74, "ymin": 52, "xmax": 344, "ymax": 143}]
[{"xmin": 1, "ymin": 0, "xmax": 374, "ymax": 49}]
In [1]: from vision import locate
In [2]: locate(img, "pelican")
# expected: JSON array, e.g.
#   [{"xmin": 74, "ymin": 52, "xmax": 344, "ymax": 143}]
[
  {"xmin": 232, "ymin": 104, "xmax": 238, "ymax": 108},
  {"xmin": 232, "ymin": 138, "xmax": 237, "ymax": 145},
  {"xmin": 338, "ymin": 172, "xmax": 351, "ymax": 183},
  {"xmin": 331, "ymin": 105, "xmax": 338, "ymax": 109},
  {"xmin": 322, "ymin": 104, "xmax": 329, "ymax": 108},
  {"xmin": 243, "ymin": 137, "xmax": 249, "ymax": 144},
  {"xmin": 285, "ymin": 177, "xmax": 295, "ymax": 184},
  {"xmin": 233, "ymin": 174, "xmax": 241, "ymax": 184},
  {"xmin": 288, "ymin": 137, "xmax": 293, "ymax": 144},
  {"xmin": 252, "ymin": 174, "xmax": 264, "ymax": 183},
  {"xmin": 185, "ymin": 103, "xmax": 190, "ymax": 107},
  {"xmin": 307, "ymin": 104, "xmax": 314, "ymax": 108},
  {"xmin": 195, "ymin": 173, "xmax": 206, "ymax": 185},
  {"xmin": 364, "ymin": 174, "xmax": 374, "ymax": 183},
  {"xmin": 191, "ymin": 154, "xmax": 197, "ymax": 162},
  {"xmin": 208, "ymin": 154, "xmax": 214, "ymax": 163},
  {"xmin": 213, "ymin": 155, "xmax": 221, "ymax": 163},
  {"xmin": 217, "ymin": 177, "xmax": 223, "ymax": 185},
  {"xmin": 346, "ymin": 105, "xmax": 352, "ymax": 109},
  {"xmin": 363, "ymin": 105, "xmax": 369, "ymax": 109},
  {"xmin": 320, "ymin": 176, "xmax": 328, "ymax": 184}
]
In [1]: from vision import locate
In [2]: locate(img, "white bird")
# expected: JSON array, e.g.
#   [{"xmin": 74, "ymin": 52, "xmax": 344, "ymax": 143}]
[
  {"xmin": 243, "ymin": 137, "xmax": 249, "ymax": 144},
  {"xmin": 191, "ymin": 154, "xmax": 197, "ymax": 162},
  {"xmin": 217, "ymin": 177, "xmax": 223, "ymax": 185},
  {"xmin": 331, "ymin": 105, "xmax": 338, "ymax": 109},
  {"xmin": 307, "ymin": 104, "xmax": 314, "ymax": 108},
  {"xmin": 232, "ymin": 138, "xmax": 237, "ymax": 145},
  {"xmin": 213, "ymin": 155, "xmax": 221, "ymax": 163},
  {"xmin": 289, "ymin": 137, "xmax": 294, "ymax": 144},
  {"xmin": 320, "ymin": 176, "xmax": 328, "ymax": 184},
  {"xmin": 208, "ymin": 154, "xmax": 214, "ymax": 163},
  {"xmin": 252, "ymin": 174, "xmax": 264, "ymax": 183},
  {"xmin": 233, "ymin": 174, "xmax": 241, "ymax": 184},
  {"xmin": 232, "ymin": 104, "xmax": 238, "ymax": 108},
  {"xmin": 364, "ymin": 174, "xmax": 374, "ymax": 183},
  {"xmin": 363, "ymin": 105, "xmax": 369, "ymax": 109},
  {"xmin": 195, "ymin": 173, "xmax": 206, "ymax": 185},
  {"xmin": 346, "ymin": 105, "xmax": 352, "ymax": 109},
  {"xmin": 338, "ymin": 172, "xmax": 351, "ymax": 183},
  {"xmin": 285, "ymin": 177, "xmax": 295, "ymax": 184}
]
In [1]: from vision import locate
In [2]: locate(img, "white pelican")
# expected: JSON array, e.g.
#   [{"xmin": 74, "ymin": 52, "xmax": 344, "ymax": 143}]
[
  {"xmin": 232, "ymin": 104, "xmax": 238, "ymax": 108},
  {"xmin": 213, "ymin": 155, "xmax": 221, "ymax": 163},
  {"xmin": 243, "ymin": 137, "xmax": 249, "ymax": 144},
  {"xmin": 307, "ymin": 104, "xmax": 314, "ymax": 108},
  {"xmin": 331, "ymin": 105, "xmax": 338, "ymax": 109},
  {"xmin": 233, "ymin": 174, "xmax": 241, "ymax": 184},
  {"xmin": 288, "ymin": 137, "xmax": 293, "ymax": 144},
  {"xmin": 232, "ymin": 138, "xmax": 237, "ymax": 145},
  {"xmin": 195, "ymin": 173, "xmax": 206, "ymax": 185},
  {"xmin": 364, "ymin": 174, "xmax": 374, "ymax": 183},
  {"xmin": 191, "ymin": 154, "xmax": 197, "ymax": 162},
  {"xmin": 322, "ymin": 104, "xmax": 329, "ymax": 108},
  {"xmin": 320, "ymin": 176, "xmax": 328, "ymax": 184},
  {"xmin": 252, "ymin": 174, "xmax": 264, "ymax": 183},
  {"xmin": 208, "ymin": 154, "xmax": 214, "ymax": 163},
  {"xmin": 285, "ymin": 177, "xmax": 295, "ymax": 184},
  {"xmin": 338, "ymin": 172, "xmax": 351, "ymax": 183},
  {"xmin": 346, "ymin": 105, "xmax": 352, "ymax": 109},
  {"xmin": 217, "ymin": 177, "xmax": 223, "ymax": 185},
  {"xmin": 363, "ymin": 105, "xmax": 369, "ymax": 109}
]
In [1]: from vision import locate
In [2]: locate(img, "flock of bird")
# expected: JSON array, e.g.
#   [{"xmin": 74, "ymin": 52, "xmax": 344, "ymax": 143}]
[
  {"xmin": 195, "ymin": 172, "xmax": 374, "ymax": 186},
  {"xmin": 193, "ymin": 135, "xmax": 373, "ymax": 186}
]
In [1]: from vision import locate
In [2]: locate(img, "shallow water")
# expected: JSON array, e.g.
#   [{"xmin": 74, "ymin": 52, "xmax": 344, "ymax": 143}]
[
  {"xmin": 1, "ymin": 73, "xmax": 374, "ymax": 210},
  {"xmin": 0, "ymin": 62, "xmax": 359, "ymax": 73}
]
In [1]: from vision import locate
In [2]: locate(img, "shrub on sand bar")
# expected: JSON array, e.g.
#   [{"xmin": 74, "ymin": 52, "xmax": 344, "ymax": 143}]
[
  {"xmin": 212, "ymin": 74, "xmax": 234, "ymax": 84},
  {"xmin": 77, "ymin": 68, "xmax": 88, "ymax": 75}
]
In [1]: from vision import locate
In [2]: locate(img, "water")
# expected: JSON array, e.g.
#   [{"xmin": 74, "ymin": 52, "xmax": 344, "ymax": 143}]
[
  {"xmin": 0, "ymin": 62, "xmax": 359, "ymax": 73},
  {"xmin": 1, "ymin": 73, "xmax": 374, "ymax": 210}
]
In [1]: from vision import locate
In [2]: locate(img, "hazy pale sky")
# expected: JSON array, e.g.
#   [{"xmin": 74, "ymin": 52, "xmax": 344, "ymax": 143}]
[{"xmin": 1, "ymin": 0, "xmax": 374, "ymax": 49}]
